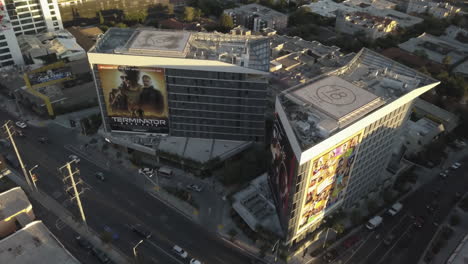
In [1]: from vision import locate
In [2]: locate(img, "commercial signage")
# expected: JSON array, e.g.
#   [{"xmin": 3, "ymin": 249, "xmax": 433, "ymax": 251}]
[
  {"xmin": 298, "ymin": 132, "xmax": 362, "ymax": 232},
  {"xmin": 269, "ymin": 113, "xmax": 297, "ymax": 229},
  {"xmin": 97, "ymin": 65, "xmax": 169, "ymax": 134},
  {"xmin": 27, "ymin": 67, "xmax": 73, "ymax": 87}
]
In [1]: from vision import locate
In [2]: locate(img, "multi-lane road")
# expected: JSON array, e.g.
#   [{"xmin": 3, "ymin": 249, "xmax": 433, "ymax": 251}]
[
  {"xmin": 0, "ymin": 109, "xmax": 257, "ymax": 264},
  {"xmin": 316, "ymin": 154, "xmax": 468, "ymax": 264}
]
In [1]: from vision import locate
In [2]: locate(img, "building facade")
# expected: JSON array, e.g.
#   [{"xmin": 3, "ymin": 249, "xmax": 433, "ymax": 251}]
[
  {"xmin": 406, "ymin": 0, "xmax": 461, "ymax": 18},
  {"xmin": 335, "ymin": 11, "xmax": 398, "ymax": 40},
  {"xmin": 268, "ymin": 48, "xmax": 439, "ymax": 245},
  {"xmin": 88, "ymin": 28, "xmax": 269, "ymax": 142},
  {"xmin": 0, "ymin": 0, "xmax": 63, "ymax": 67},
  {"xmin": 224, "ymin": 3, "xmax": 288, "ymax": 32}
]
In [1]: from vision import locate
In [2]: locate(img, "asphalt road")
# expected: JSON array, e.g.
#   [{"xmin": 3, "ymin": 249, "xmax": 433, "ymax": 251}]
[
  {"xmin": 318, "ymin": 154, "xmax": 468, "ymax": 264},
  {"xmin": 0, "ymin": 111, "xmax": 256, "ymax": 264}
]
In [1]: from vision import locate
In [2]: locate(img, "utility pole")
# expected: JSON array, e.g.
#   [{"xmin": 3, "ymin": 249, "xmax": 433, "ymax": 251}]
[
  {"xmin": 59, "ymin": 161, "xmax": 87, "ymax": 227},
  {"xmin": 2, "ymin": 120, "xmax": 33, "ymax": 191}
]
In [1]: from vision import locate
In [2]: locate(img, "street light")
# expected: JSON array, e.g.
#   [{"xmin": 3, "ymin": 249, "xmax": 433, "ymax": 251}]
[
  {"xmin": 133, "ymin": 239, "xmax": 144, "ymax": 260},
  {"xmin": 28, "ymin": 165, "xmax": 39, "ymax": 191}
]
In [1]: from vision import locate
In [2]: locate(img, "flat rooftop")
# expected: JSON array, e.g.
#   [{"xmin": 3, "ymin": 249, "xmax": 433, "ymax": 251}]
[
  {"xmin": 280, "ymin": 48, "xmax": 438, "ymax": 150},
  {"xmin": 91, "ymin": 28, "xmax": 270, "ymax": 72},
  {"xmin": 0, "ymin": 221, "xmax": 80, "ymax": 264},
  {"xmin": 0, "ymin": 187, "xmax": 31, "ymax": 221}
]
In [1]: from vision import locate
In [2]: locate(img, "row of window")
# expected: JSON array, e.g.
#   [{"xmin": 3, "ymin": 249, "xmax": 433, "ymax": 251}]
[
  {"xmin": 170, "ymin": 108, "xmax": 265, "ymax": 121},
  {"xmin": 170, "ymin": 116, "xmax": 264, "ymax": 129},
  {"xmin": 168, "ymin": 93, "xmax": 266, "ymax": 106},
  {"xmin": 167, "ymin": 69, "xmax": 250, "ymax": 81},
  {"xmin": 171, "ymin": 123, "xmax": 264, "ymax": 135},
  {"xmin": 168, "ymin": 84, "xmax": 267, "ymax": 97},
  {"xmin": 169, "ymin": 101, "xmax": 265, "ymax": 114},
  {"xmin": 171, "ymin": 129, "xmax": 261, "ymax": 141},
  {"xmin": 167, "ymin": 77, "xmax": 267, "ymax": 91}
]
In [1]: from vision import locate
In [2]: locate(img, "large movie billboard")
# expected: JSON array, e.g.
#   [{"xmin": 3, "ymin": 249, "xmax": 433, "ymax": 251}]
[
  {"xmin": 298, "ymin": 132, "xmax": 362, "ymax": 232},
  {"xmin": 269, "ymin": 113, "xmax": 297, "ymax": 229},
  {"xmin": 97, "ymin": 65, "xmax": 169, "ymax": 134}
]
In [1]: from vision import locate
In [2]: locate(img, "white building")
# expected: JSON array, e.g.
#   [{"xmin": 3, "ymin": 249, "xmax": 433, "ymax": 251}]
[
  {"xmin": 0, "ymin": 0, "xmax": 63, "ymax": 67},
  {"xmin": 335, "ymin": 11, "xmax": 398, "ymax": 40},
  {"xmin": 302, "ymin": 0, "xmax": 422, "ymax": 28},
  {"xmin": 268, "ymin": 48, "xmax": 439, "ymax": 245},
  {"xmin": 406, "ymin": 0, "xmax": 461, "ymax": 18},
  {"xmin": 224, "ymin": 4, "xmax": 288, "ymax": 32}
]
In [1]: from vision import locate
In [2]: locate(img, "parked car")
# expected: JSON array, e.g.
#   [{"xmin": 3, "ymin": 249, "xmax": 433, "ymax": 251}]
[
  {"xmin": 383, "ymin": 234, "xmax": 395, "ymax": 246},
  {"xmin": 139, "ymin": 168, "xmax": 154, "ymax": 177},
  {"xmin": 366, "ymin": 216, "xmax": 383, "ymax": 230},
  {"xmin": 172, "ymin": 245, "xmax": 188, "ymax": 258},
  {"xmin": 413, "ymin": 216, "xmax": 425, "ymax": 228},
  {"xmin": 131, "ymin": 224, "xmax": 152, "ymax": 239},
  {"xmin": 387, "ymin": 202, "xmax": 403, "ymax": 216},
  {"xmin": 15, "ymin": 121, "xmax": 27, "ymax": 129},
  {"xmin": 322, "ymin": 249, "xmax": 337, "ymax": 263},
  {"xmin": 343, "ymin": 235, "xmax": 360, "ymax": 249},
  {"xmin": 91, "ymin": 247, "xmax": 110, "ymax": 263},
  {"xmin": 186, "ymin": 184, "xmax": 203, "ymax": 192},
  {"xmin": 439, "ymin": 171, "xmax": 448, "ymax": 178},
  {"xmin": 95, "ymin": 172, "xmax": 105, "ymax": 181},
  {"xmin": 75, "ymin": 235, "xmax": 92, "ymax": 250},
  {"xmin": 190, "ymin": 259, "xmax": 202, "ymax": 264},
  {"xmin": 69, "ymin": 154, "xmax": 80, "ymax": 163},
  {"xmin": 451, "ymin": 162, "xmax": 462, "ymax": 170}
]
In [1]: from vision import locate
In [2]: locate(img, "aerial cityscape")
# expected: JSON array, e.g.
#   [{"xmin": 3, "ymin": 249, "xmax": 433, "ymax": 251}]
[{"xmin": 0, "ymin": 0, "xmax": 467, "ymax": 263}]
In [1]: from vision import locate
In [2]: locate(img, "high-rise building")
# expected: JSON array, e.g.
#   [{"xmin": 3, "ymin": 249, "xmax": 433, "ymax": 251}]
[
  {"xmin": 0, "ymin": 0, "xmax": 64, "ymax": 67},
  {"xmin": 88, "ymin": 28, "xmax": 269, "ymax": 142},
  {"xmin": 269, "ymin": 48, "xmax": 439, "ymax": 245}
]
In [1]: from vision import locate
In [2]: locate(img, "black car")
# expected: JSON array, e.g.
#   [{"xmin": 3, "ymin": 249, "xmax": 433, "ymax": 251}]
[
  {"xmin": 38, "ymin": 137, "xmax": 50, "ymax": 144},
  {"xmin": 75, "ymin": 236, "xmax": 92, "ymax": 250},
  {"xmin": 131, "ymin": 224, "xmax": 152, "ymax": 239},
  {"xmin": 91, "ymin": 247, "xmax": 110, "ymax": 263},
  {"xmin": 95, "ymin": 172, "xmax": 105, "ymax": 181},
  {"xmin": 322, "ymin": 249, "xmax": 338, "ymax": 263}
]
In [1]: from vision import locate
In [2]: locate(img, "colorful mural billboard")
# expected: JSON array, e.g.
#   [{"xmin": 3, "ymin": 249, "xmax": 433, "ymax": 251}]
[
  {"xmin": 97, "ymin": 65, "xmax": 169, "ymax": 134},
  {"xmin": 298, "ymin": 132, "xmax": 362, "ymax": 231},
  {"xmin": 269, "ymin": 113, "xmax": 297, "ymax": 229}
]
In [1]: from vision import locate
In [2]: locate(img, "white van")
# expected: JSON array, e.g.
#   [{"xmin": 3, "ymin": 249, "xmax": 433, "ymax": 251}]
[
  {"xmin": 387, "ymin": 202, "xmax": 403, "ymax": 216},
  {"xmin": 158, "ymin": 166, "xmax": 173, "ymax": 178},
  {"xmin": 366, "ymin": 216, "xmax": 383, "ymax": 230}
]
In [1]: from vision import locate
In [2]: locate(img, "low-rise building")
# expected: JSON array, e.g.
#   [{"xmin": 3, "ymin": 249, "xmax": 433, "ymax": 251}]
[
  {"xmin": 336, "ymin": 11, "xmax": 398, "ymax": 40},
  {"xmin": 412, "ymin": 98, "xmax": 459, "ymax": 132},
  {"xmin": 398, "ymin": 32, "xmax": 468, "ymax": 66},
  {"xmin": 406, "ymin": 0, "xmax": 461, "ymax": 18},
  {"xmin": 403, "ymin": 117, "xmax": 444, "ymax": 155},
  {"xmin": 302, "ymin": 0, "xmax": 422, "ymax": 29},
  {"xmin": 224, "ymin": 3, "xmax": 288, "ymax": 32},
  {"xmin": 0, "ymin": 187, "xmax": 34, "ymax": 238},
  {"xmin": 0, "ymin": 221, "xmax": 80, "ymax": 264}
]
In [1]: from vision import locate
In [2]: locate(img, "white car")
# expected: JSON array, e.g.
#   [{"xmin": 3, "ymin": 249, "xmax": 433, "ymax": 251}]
[
  {"xmin": 172, "ymin": 245, "xmax": 188, "ymax": 258},
  {"xmin": 139, "ymin": 168, "xmax": 154, "ymax": 177},
  {"xmin": 451, "ymin": 162, "xmax": 462, "ymax": 170},
  {"xmin": 69, "ymin": 155, "xmax": 80, "ymax": 163},
  {"xmin": 439, "ymin": 172, "xmax": 447, "ymax": 178},
  {"xmin": 15, "ymin": 121, "xmax": 27, "ymax": 129},
  {"xmin": 190, "ymin": 258, "xmax": 202, "ymax": 264},
  {"xmin": 186, "ymin": 184, "xmax": 203, "ymax": 192}
]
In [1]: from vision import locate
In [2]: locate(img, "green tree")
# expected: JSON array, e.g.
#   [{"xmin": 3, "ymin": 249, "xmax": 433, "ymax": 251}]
[
  {"xmin": 450, "ymin": 214, "xmax": 460, "ymax": 226},
  {"xmin": 332, "ymin": 223, "xmax": 345, "ymax": 234},
  {"xmin": 367, "ymin": 199, "xmax": 378, "ymax": 214},
  {"xmin": 98, "ymin": 11, "xmax": 104, "ymax": 24},
  {"xmin": 167, "ymin": 3, "xmax": 174, "ymax": 15},
  {"xmin": 350, "ymin": 210, "xmax": 361, "ymax": 225},
  {"xmin": 442, "ymin": 55, "xmax": 452, "ymax": 65},
  {"xmin": 220, "ymin": 13, "xmax": 234, "ymax": 29},
  {"xmin": 115, "ymin": 22, "xmax": 128, "ymax": 28},
  {"xmin": 414, "ymin": 49, "xmax": 428, "ymax": 59},
  {"xmin": 184, "ymin": 6, "xmax": 196, "ymax": 22}
]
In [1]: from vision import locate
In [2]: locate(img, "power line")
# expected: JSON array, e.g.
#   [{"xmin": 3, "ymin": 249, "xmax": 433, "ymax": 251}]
[{"xmin": 59, "ymin": 160, "xmax": 87, "ymax": 226}]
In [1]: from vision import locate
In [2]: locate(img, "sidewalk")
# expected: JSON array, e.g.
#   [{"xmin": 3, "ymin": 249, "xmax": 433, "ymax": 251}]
[
  {"xmin": 418, "ymin": 196, "xmax": 468, "ymax": 264},
  {"xmin": 5, "ymin": 170, "xmax": 132, "ymax": 264}
]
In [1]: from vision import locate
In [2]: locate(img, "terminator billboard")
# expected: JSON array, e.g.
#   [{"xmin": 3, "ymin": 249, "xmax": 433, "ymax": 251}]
[{"xmin": 97, "ymin": 65, "xmax": 169, "ymax": 134}]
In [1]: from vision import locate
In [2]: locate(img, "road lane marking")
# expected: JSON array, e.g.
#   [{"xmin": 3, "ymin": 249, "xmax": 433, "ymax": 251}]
[
  {"xmin": 342, "ymin": 232, "xmax": 374, "ymax": 264},
  {"xmin": 64, "ymin": 144, "xmax": 110, "ymax": 171},
  {"xmin": 377, "ymin": 225, "xmax": 413, "ymax": 264},
  {"xmin": 145, "ymin": 239, "xmax": 184, "ymax": 264}
]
